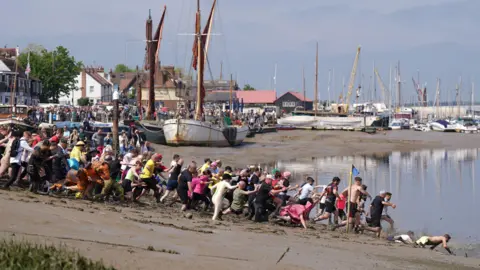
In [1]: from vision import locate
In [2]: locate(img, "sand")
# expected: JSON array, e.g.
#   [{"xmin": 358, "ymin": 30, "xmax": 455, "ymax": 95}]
[{"xmin": 1, "ymin": 130, "xmax": 480, "ymax": 270}]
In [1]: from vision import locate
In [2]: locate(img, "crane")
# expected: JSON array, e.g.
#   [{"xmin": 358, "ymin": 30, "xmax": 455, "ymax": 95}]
[
  {"xmin": 374, "ymin": 68, "xmax": 390, "ymax": 109},
  {"xmin": 334, "ymin": 46, "xmax": 361, "ymax": 114},
  {"xmin": 412, "ymin": 77, "xmax": 427, "ymax": 106}
]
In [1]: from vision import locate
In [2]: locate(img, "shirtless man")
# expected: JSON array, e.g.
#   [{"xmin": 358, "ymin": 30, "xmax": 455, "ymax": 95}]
[
  {"xmin": 415, "ymin": 234, "xmax": 454, "ymax": 255},
  {"xmin": 332, "ymin": 177, "xmax": 371, "ymax": 231}
]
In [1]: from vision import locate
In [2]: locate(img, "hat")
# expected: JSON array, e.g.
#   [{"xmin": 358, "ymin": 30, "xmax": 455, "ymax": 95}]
[
  {"xmin": 379, "ymin": 190, "xmax": 386, "ymax": 195},
  {"xmin": 282, "ymin": 171, "xmax": 291, "ymax": 179},
  {"xmin": 49, "ymin": 136, "xmax": 59, "ymax": 143},
  {"xmin": 153, "ymin": 153, "xmax": 163, "ymax": 161},
  {"xmin": 76, "ymin": 141, "xmax": 85, "ymax": 146},
  {"xmin": 266, "ymin": 174, "xmax": 273, "ymax": 179},
  {"xmin": 271, "ymin": 168, "xmax": 280, "ymax": 175},
  {"xmin": 211, "ymin": 162, "xmax": 218, "ymax": 167}
]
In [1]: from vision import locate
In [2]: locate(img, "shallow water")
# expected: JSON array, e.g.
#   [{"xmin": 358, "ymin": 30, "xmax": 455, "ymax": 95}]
[{"xmin": 272, "ymin": 148, "xmax": 479, "ymax": 254}]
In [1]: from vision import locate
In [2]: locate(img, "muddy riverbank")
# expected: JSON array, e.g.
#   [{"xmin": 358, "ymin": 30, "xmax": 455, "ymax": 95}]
[{"xmin": 2, "ymin": 130, "xmax": 480, "ymax": 269}]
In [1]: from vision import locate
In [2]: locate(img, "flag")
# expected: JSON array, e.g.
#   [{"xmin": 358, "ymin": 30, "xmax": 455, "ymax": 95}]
[
  {"xmin": 351, "ymin": 165, "xmax": 360, "ymax": 177},
  {"xmin": 25, "ymin": 52, "xmax": 31, "ymax": 78},
  {"xmin": 15, "ymin": 46, "xmax": 20, "ymax": 57}
]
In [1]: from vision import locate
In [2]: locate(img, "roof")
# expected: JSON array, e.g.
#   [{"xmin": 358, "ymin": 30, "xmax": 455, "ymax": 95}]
[
  {"xmin": 87, "ymin": 71, "xmax": 111, "ymax": 86},
  {"xmin": 0, "ymin": 48, "xmax": 17, "ymax": 59},
  {"xmin": 235, "ymin": 90, "xmax": 276, "ymax": 104},
  {"xmin": 110, "ymin": 72, "xmax": 138, "ymax": 91},
  {"xmin": 279, "ymin": 91, "xmax": 312, "ymax": 102}
]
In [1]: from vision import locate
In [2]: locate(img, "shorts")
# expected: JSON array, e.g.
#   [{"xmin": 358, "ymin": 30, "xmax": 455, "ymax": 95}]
[
  {"xmin": 325, "ymin": 201, "xmax": 336, "ymax": 214},
  {"xmin": 348, "ymin": 203, "xmax": 358, "ymax": 218},
  {"xmin": 177, "ymin": 187, "xmax": 189, "ymax": 204},
  {"xmin": 141, "ymin": 177, "xmax": 157, "ymax": 190},
  {"xmin": 319, "ymin": 203, "xmax": 326, "ymax": 210},
  {"xmin": 166, "ymin": 179, "xmax": 178, "ymax": 191},
  {"xmin": 298, "ymin": 198, "xmax": 313, "ymax": 206},
  {"xmin": 122, "ymin": 180, "xmax": 132, "ymax": 193},
  {"xmin": 369, "ymin": 217, "xmax": 381, "ymax": 227},
  {"xmin": 337, "ymin": 209, "xmax": 346, "ymax": 219}
]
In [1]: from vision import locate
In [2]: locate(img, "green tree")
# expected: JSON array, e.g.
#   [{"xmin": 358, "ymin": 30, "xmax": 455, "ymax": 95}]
[
  {"xmin": 18, "ymin": 45, "xmax": 83, "ymax": 103},
  {"xmin": 77, "ymin": 97, "xmax": 91, "ymax": 106},
  {"xmin": 114, "ymin": 64, "xmax": 134, "ymax": 73},
  {"xmin": 243, "ymin": 84, "xmax": 255, "ymax": 91}
]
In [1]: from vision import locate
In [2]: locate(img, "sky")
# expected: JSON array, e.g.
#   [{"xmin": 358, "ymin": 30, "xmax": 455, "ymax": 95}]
[{"xmin": 2, "ymin": 0, "xmax": 479, "ymax": 104}]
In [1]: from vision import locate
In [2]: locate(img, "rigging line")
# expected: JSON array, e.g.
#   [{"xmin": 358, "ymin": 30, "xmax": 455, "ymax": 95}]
[
  {"xmin": 215, "ymin": 0, "xmax": 231, "ymax": 80},
  {"xmin": 174, "ymin": 0, "xmax": 186, "ymax": 67},
  {"xmin": 183, "ymin": 0, "xmax": 195, "ymax": 72},
  {"xmin": 205, "ymin": 47, "xmax": 216, "ymax": 87}
]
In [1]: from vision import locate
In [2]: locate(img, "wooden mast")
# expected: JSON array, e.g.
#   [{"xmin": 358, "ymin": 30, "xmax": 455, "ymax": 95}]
[
  {"xmin": 229, "ymin": 74, "xmax": 233, "ymax": 117},
  {"xmin": 146, "ymin": 10, "xmax": 154, "ymax": 120},
  {"xmin": 302, "ymin": 66, "xmax": 306, "ymax": 109},
  {"xmin": 314, "ymin": 42, "xmax": 318, "ymax": 117},
  {"xmin": 194, "ymin": 0, "xmax": 203, "ymax": 120}
]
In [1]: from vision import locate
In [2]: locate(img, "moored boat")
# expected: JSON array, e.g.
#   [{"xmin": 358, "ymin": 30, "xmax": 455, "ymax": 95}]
[{"xmin": 163, "ymin": 118, "xmax": 248, "ymax": 147}]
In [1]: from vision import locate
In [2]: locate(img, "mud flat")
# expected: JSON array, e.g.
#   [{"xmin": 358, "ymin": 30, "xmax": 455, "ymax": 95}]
[
  {"xmin": 152, "ymin": 130, "xmax": 480, "ymax": 168},
  {"xmin": 2, "ymin": 130, "xmax": 480, "ymax": 269},
  {"xmin": 1, "ymin": 190, "xmax": 479, "ymax": 270}
]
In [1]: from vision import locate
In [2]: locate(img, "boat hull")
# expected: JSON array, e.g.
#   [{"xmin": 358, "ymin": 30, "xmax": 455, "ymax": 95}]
[
  {"xmin": 277, "ymin": 115, "xmax": 376, "ymax": 128},
  {"xmin": 136, "ymin": 122, "xmax": 166, "ymax": 145},
  {"xmin": 163, "ymin": 119, "xmax": 249, "ymax": 147}
]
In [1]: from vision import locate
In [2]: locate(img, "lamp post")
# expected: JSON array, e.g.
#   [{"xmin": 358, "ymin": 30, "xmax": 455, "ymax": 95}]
[{"xmin": 112, "ymin": 85, "xmax": 120, "ymax": 155}]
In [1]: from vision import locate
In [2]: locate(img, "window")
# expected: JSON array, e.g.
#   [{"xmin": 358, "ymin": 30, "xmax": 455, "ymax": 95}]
[
  {"xmin": 89, "ymin": 86, "xmax": 94, "ymax": 93},
  {"xmin": 282, "ymin": 101, "xmax": 297, "ymax": 108}
]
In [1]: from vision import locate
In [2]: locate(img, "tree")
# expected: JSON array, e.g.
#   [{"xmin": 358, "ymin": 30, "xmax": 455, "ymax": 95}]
[
  {"xmin": 77, "ymin": 97, "xmax": 91, "ymax": 106},
  {"xmin": 114, "ymin": 64, "xmax": 135, "ymax": 73},
  {"xmin": 18, "ymin": 45, "xmax": 83, "ymax": 103},
  {"xmin": 243, "ymin": 84, "xmax": 255, "ymax": 91}
]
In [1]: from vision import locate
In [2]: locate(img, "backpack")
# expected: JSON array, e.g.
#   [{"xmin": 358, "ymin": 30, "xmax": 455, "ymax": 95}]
[{"xmin": 10, "ymin": 138, "xmax": 20, "ymax": 157}]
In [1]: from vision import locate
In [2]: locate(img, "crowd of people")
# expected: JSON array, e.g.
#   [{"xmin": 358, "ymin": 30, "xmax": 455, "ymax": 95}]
[{"xmin": 0, "ymin": 124, "xmax": 455, "ymax": 255}]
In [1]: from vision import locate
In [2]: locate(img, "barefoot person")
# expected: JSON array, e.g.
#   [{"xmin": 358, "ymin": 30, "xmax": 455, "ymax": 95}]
[
  {"xmin": 314, "ymin": 177, "xmax": 341, "ymax": 223},
  {"xmin": 415, "ymin": 234, "xmax": 454, "ymax": 255},
  {"xmin": 333, "ymin": 177, "xmax": 371, "ymax": 232}
]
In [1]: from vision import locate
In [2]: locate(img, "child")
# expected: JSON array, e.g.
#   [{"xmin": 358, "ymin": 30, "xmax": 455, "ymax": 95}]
[{"xmin": 335, "ymin": 193, "xmax": 346, "ymax": 224}]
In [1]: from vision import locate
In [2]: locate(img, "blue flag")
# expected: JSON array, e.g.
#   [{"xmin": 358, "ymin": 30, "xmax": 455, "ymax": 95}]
[{"xmin": 352, "ymin": 165, "xmax": 360, "ymax": 177}]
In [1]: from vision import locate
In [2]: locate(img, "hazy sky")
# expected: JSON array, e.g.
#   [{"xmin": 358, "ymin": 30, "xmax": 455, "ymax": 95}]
[{"xmin": 2, "ymin": 0, "xmax": 478, "ymax": 103}]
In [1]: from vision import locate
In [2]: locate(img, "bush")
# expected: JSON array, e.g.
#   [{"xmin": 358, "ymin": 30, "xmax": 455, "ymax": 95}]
[{"xmin": 0, "ymin": 240, "xmax": 116, "ymax": 270}]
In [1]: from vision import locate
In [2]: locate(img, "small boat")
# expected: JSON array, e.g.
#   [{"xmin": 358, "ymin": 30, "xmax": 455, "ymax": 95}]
[
  {"xmin": 430, "ymin": 120, "xmax": 448, "ymax": 131},
  {"xmin": 135, "ymin": 121, "xmax": 166, "ymax": 145},
  {"xmin": 276, "ymin": 125, "xmax": 296, "ymax": 131}
]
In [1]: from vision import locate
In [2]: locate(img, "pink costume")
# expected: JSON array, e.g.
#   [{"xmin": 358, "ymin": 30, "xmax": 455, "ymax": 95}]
[{"xmin": 279, "ymin": 202, "xmax": 315, "ymax": 224}]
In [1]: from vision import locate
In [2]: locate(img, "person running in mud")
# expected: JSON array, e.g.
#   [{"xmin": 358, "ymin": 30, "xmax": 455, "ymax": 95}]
[
  {"xmin": 332, "ymin": 177, "xmax": 371, "ymax": 232},
  {"xmin": 415, "ymin": 234, "xmax": 454, "ymax": 255},
  {"xmin": 313, "ymin": 177, "xmax": 341, "ymax": 223},
  {"xmin": 362, "ymin": 190, "xmax": 396, "ymax": 237},
  {"xmin": 381, "ymin": 192, "xmax": 395, "ymax": 231}
]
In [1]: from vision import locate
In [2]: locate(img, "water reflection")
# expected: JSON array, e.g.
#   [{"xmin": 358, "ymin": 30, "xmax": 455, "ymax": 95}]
[{"xmin": 273, "ymin": 148, "xmax": 479, "ymax": 243}]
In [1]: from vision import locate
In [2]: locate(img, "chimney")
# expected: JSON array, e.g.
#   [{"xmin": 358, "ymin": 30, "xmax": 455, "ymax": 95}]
[{"xmin": 81, "ymin": 69, "xmax": 87, "ymax": 98}]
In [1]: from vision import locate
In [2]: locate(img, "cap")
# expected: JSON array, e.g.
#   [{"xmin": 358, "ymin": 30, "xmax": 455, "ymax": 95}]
[
  {"xmin": 76, "ymin": 141, "xmax": 85, "ymax": 146},
  {"xmin": 211, "ymin": 162, "xmax": 218, "ymax": 167},
  {"xmin": 49, "ymin": 136, "xmax": 59, "ymax": 143}
]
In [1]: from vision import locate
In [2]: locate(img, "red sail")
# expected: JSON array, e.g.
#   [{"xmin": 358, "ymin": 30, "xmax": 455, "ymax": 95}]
[
  {"xmin": 154, "ymin": 6, "xmax": 167, "ymax": 72},
  {"xmin": 144, "ymin": 15, "xmax": 153, "ymax": 70}
]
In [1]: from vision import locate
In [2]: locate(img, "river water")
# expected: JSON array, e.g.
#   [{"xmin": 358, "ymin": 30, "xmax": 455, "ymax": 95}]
[{"xmin": 271, "ymin": 148, "xmax": 479, "ymax": 255}]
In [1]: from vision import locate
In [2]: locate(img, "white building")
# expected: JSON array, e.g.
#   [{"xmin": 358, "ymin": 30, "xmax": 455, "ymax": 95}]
[{"xmin": 59, "ymin": 66, "xmax": 112, "ymax": 105}]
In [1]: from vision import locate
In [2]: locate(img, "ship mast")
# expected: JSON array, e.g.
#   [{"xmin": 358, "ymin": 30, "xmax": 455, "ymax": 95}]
[
  {"xmin": 314, "ymin": 42, "xmax": 318, "ymax": 117},
  {"xmin": 195, "ymin": 0, "xmax": 203, "ymax": 120}
]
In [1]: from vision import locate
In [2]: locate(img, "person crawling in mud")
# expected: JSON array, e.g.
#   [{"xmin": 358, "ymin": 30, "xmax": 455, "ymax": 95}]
[{"xmin": 415, "ymin": 234, "xmax": 455, "ymax": 255}]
